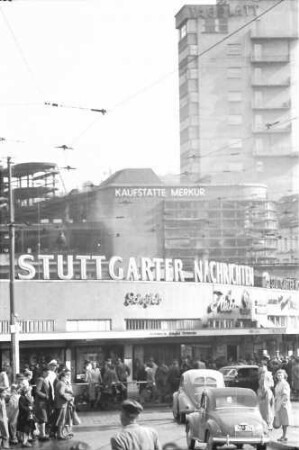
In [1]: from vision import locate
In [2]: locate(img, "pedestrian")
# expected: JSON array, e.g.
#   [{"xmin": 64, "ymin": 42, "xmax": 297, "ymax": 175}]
[
  {"xmin": 102, "ymin": 362, "xmax": 120, "ymax": 406},
  {"xmin": 155, "ymin": 363, "xmax": 169, "ymax": 403},
  {"xmin": 17, "ymin": 384, "xmax": 37, "ymax": 448},
  {"xmin": 54, "ymin": 370, "xmax": 74, "ymax": 440},
  {"xmin": 0, "ymin": 386, "xmax": 10, "ymax": 449},
  {"xmin": 257, "ymin": 364, "xmax": 274, "ymax": 430},
  {"xmin": 273, "ymin": 369, "xmax": 292, "ymax": 442},
  {"xmin": 180, "ymin": 357, "xmax": 192, "ymax": 373},
  {"xmin": 115, "ymin": 358, "xmax": 130, "ymax": 400},
  {"xmin": 135, "ymin": 363, "xmax": 147, "ymax": 401},
  {"xmin": 46, "ymin": 359, "xmax": 58, "ymax": 436},
  {"xmin": 145, "ymin": 360, "xmax": 158, "ymax": 402},
  {"xmin": 0, "ymin": 366, "xmax": 10, "ymax": 390},
  {"xmin": 84, "ymin": 361, "xmax": 102, "ymax": 409},
  {"xmin": 46, "ymin": 359, "xmax": 58, "ymax": 403},
  {"xmin": 167, "ymin": 360, "xmax": 181, "ymax": 396},
  {"xmin": 291, "ymin": 357, "xmax": 299, "ymax": 399},
  {"xmin": 64, "ymin": 368, "xmax": 80, "ymax": 438},
  {"xmin": 6, "ymin": 384, "xmax": 20, "ymax": 445},
  {"xmin": 34, "ymin": 366, "xmax": 50, "ymax": 441},
  {"xmin": 193, "ymin": 359, "xmax": 206, "ymax": 369},
  {"xmin": 110, "ymin": 399, "xmax": 161, "ymax": 450}
]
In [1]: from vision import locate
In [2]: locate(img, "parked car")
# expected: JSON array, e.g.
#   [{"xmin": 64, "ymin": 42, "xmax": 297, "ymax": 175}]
[
  {"xmin": 172, "ymin": 369, "xmax": 225, "ymax": 423},
  {"xmin": 186, "ymin": 387, "xmax": 269, "ymax": 450},
  {"xmin": 219, "ymin": 365, "xmax": 259, "ymax": 392}
]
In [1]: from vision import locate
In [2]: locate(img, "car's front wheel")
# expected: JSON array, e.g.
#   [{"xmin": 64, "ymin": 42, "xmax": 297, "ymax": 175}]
[
  {"xmin": 186, "ymin": 424, "xmax": 195, "ymax": 450},
  {"xmin": 205, "ymin": 431, "xmax": 217, "ymax": 450}
]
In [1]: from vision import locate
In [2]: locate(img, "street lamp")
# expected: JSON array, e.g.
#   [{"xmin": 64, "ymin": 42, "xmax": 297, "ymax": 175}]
[{"xmin": 7, "ymin": 156, "xmax": 20, "ymax": 379}]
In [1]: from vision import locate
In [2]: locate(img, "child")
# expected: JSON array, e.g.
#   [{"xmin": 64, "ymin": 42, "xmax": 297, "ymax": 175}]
[
  {"xmin": 0, "ymin": 386, "xmax": 10, "ymax": 449},
  {"xmin": 6, "ymin": 384, "xmax": 20, "ymax": 445},
  {"xmin": 17, "ymin": 385, "xmax": 36, "ymax": 448}
]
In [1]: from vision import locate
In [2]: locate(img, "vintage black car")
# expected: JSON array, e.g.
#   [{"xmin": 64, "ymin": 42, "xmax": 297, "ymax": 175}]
[{"xmin": 219, "ymin": 365, "xmax": 259, "ymax": 392}]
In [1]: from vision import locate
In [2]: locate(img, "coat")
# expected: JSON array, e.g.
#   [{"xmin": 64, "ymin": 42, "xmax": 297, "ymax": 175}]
[
  {"xmin": 54, "ymin": 380, "xmax": 73, "ymax": 409},
  {"xmin": 274, "ymin": 379, "xmax": 292, "ymax": 427},
  {"xmin": 17, "ymin": 393, "xmax": 36, "ymax": 433}
]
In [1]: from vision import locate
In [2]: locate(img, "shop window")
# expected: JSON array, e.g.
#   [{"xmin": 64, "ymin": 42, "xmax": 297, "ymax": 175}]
[
  {"xmin": 125, "ymin": 319, "xmax": 202, "ymax": 331},
  {"xmin": 66, "ymin": 319, "xmax": 111, "ymax": 332}
]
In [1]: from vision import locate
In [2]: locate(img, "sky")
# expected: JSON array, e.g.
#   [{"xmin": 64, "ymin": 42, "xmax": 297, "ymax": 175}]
[{"xmin": 0, "ymin": 0, "xmax": 216, "ymax": 191}]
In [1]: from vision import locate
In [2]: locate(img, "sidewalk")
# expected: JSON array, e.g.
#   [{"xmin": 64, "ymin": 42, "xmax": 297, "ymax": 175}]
[{"xmin": 270, "ymin": 427, "xmax": 299, "ymax": 450}]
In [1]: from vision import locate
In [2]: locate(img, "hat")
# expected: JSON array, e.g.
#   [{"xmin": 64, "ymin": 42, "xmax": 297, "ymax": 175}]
[
  {"xmin": 121, "ymin": 400, "xmax": 143, "ymax": 415},
  {"xmin": 48, "ymin": 359, "xmax": 58, "ymax": 367}
]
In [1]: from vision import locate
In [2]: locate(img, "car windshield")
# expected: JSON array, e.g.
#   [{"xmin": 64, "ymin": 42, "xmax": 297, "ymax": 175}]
[
  {"xmin": 193, "ymin": 376, "xmax": 218, "ymax": 388},
  {"xmin": 214, "ymin": 393, "xmax": 257, "ymax": 409},
  {"xmin": 219, "ymin": 368, "xmax": 237, "ymax": 377}
]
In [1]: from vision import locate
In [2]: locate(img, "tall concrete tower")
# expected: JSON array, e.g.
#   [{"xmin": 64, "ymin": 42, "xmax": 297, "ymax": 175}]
[{"xmin": 175, "ymin": 0, "xmax": 299, "ymax": 198}]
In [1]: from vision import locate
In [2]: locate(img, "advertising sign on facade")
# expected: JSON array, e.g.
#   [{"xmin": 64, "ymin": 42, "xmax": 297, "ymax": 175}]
[{"xmin": 17, "ymin": 253, "xmax": 254, "ymax": 287}]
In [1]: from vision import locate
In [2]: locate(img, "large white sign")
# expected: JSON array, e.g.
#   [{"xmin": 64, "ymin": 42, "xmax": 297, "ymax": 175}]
[{"xmin": 17, "ymin": 254, "xmax": 254, "ymax": 286}]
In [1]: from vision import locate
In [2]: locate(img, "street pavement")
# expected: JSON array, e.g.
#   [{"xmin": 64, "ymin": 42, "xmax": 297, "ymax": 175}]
[{"xmin": 11, "ymin": 402, "xmax": 299, "ymax": 450}]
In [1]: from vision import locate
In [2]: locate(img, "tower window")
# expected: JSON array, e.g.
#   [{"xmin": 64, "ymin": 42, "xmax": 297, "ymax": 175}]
[
  {"xmin": 180, "ymin": 23, "xmax": 187, "ymax": 40},
  {"xmin": 227, "ymin": 67, "xmax": 242, "ymax": 78},
  {"xmin": 227, "ymin": 43, "xmax": 242, "ymax": 55},
  {"xmin": 228, "ymin": 115, "xmax": 243, "ymax": 125}
]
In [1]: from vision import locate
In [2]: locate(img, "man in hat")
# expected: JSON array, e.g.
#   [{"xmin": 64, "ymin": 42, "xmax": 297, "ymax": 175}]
[{"xmin": 110, "ymin": 400, "xmax": 161, "ymax": 450}]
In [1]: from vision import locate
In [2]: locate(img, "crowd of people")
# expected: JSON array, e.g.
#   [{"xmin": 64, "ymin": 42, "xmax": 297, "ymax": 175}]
[
  {"xmin": 0, "ymin": 359, "xmax": 80, "ymax": 448},
  {"xmin": 80, "ymin": 351, "xmax": 299, "ymax": 408},
  {"xmin": 82, "ymin": 358, "xmax": 131, "ymax": 409}
]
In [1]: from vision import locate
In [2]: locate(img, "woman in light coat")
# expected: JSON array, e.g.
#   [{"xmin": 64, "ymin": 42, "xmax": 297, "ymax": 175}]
[
  {"xmin": 274, "ymin": 369, "xmax": 292, "ymax": 442},
  {"xmin": 257, "ymin": 364, "xmax": 274, "ymax": 430}
]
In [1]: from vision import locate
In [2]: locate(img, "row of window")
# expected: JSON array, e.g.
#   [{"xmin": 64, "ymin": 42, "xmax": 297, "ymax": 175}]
[
  {"xmin": 0, "ymin": 320, "xmax": 55, "ymax": 334},
  {"xmin": 1, "ymin": 317, "xmax": 298, "ymax": 334}
]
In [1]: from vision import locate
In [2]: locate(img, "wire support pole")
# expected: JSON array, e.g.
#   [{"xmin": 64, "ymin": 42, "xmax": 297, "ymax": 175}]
[{"xmin": 7, "ymin": 156, "xmax": 19, "ymax": 380}]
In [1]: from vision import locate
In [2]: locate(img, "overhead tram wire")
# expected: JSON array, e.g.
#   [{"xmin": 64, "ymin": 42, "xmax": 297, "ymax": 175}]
[
  {"xmin": 69, "ymin": 0, "xmax": 286, "ymax": 145},
  {"xmin": 44, "ymin": 102, "xmax": 107, "ymax": 115}
]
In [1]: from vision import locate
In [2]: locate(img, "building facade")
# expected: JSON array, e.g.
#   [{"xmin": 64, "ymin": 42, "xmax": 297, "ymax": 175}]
[
  {"xmin": 1, "ymin": 273, "xmax": 299, "ymax": 379},
  {"xmin": 175, "ymin": 0, "xmax": 299, "ymax": 197},
  {"xmin": 0, "ymin": 167, "xmax": 286, "ymax": 273}
]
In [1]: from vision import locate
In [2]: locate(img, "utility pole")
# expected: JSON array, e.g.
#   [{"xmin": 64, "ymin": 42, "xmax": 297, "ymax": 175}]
[{"xmin": 7, "ymin": 156, "xmax": 19, "ymax": 379}]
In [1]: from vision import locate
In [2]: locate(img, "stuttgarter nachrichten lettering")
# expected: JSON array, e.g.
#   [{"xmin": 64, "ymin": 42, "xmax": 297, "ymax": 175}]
[{"xmin": 17, "ymin": 253, "xmax": 254, "ymax": 286}]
